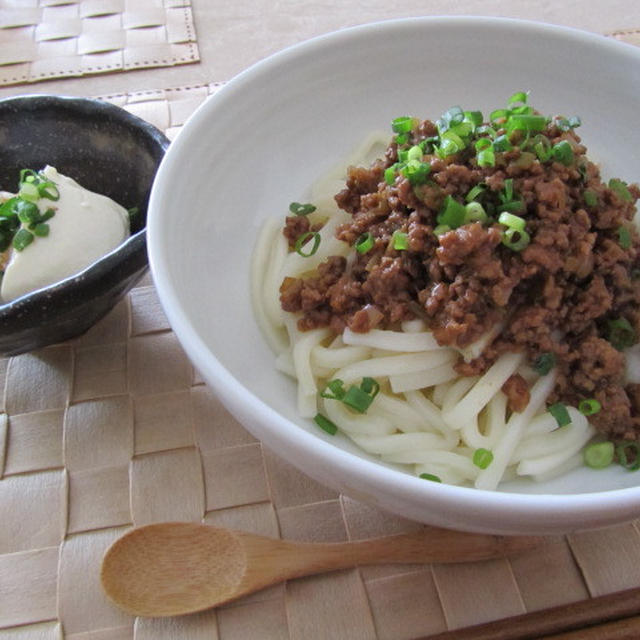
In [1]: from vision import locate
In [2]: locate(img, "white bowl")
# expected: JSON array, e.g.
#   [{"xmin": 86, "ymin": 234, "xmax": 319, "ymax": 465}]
[{"xmin": 148, "ymin": 17, "xmax": 640, "ymax": 534}]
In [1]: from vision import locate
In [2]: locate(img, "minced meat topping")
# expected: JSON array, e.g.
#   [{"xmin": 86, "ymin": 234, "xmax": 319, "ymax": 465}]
[{"xmin": 279, "ymin": 94, "xmax": 640, "ymax": 442}]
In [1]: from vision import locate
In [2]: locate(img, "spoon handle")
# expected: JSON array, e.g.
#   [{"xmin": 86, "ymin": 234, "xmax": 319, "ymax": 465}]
[{"xmin": 238, "ymin": 527, "xmax": 543, "ymax": 586}]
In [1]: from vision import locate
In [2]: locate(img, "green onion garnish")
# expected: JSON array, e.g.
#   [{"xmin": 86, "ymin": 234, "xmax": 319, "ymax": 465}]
[
  {"xmin": 355, "ymin": 232, "xmax": 374, "ymax": 254},
  {"xmin": 289, "ymin": 202, "xmax": 316, "ymax": 216},
  {"xmin": 507, "ymin": 114, "xmax": 547, "ymax": 133},
  {"xmin": 342, "ymin": 384, "xmax": 376, "ymax": 414},
  {"xmin": 33, "ymin": 223, "xmax": 49, "ymax": 237},
  {"xmin": 551, "ymin": 140, "xmax": 574, "ymax": 166},
  {"xmin": 498, "ymin": 211, "xmax": 526, "ymax": 232},
  {"xmin": 578, "ymin": 398, "xmax": 601, "ymax": 416},
  {"xmin": 437, "ymin": 195, "xmax": 466, "ymax": 229},
  {"xmin": 419, "ymin": 473, "xmax": 442, "ymax": 482},
  {"xmin": 392, "ymin": 231, "xmax": 409, "ymax": 251},
  {"xmin": 320, "ymin": 379, "xmax": 346, "ymax": 400},
  {"xmin": 584, "ymin": 442, "xmax": 614, "ymax": 469},
  {"xmin": 401, "ymin": 160, "xmax": 431, "ymax": 186},
  {"xmin": 15, "ymin": 200, "xmax": 40, "ymax": 225},
  {"xmin": 508, "ymin": 91, "xmax": 528, "ymax": 105},
  {"xmin": 609, "ymin": 178, "xmax": 633, "ymax": 202},
  {"xmin": 314, "ymin": 414, "xmax": 338, "ymax": 435},
  {"xmin": 533, "ymin": 352, "xmax": 556, "ymax": 375},
  {"xmin": 616, "ymin": 442, "xmax": 640, "ymax": 471},
  {"xmin": 492, "ymin": 134, "xmax": 513, "ymax": 152},
  {"xmin": 464, "ymin": 202, "xmax": 487, "ymax": 224},
  {"xmin": 473, "ymin": 448, "xmax": 494, "ymax": 469},
  {"xmin": 294, "ymin": 231, "xmax": 321, "ymax": 257},
  {"xmin": 607, "ymin": 317, "xmax": 637, "ymax": 351},
  {"xmin": 618, "ymin": 226, "xmax": 632, "ymax": 250},
  {"xmin": 384, "ymin": 166, "xmax": 397, "ymax": 185},
  {"xmin": 583, "ymin": 190, "xmax": 598, "ymax": 208},
  {"xmin": 433, "ymin": 224, "xmax": 451, "ymax": 237},
  {"xmin": 501, "ymin": 227, "xmax": 530, "ymax": 251},
  {"xmin": 466, "ymin": 184, "xmax": 486, "ymax": 202},
  {"xmin": 548, "ymin": 402, "xmax": 571, "ymax": 427},
  {"xmin": 392, "ymin": 116, "xmax": 413, "ymax": 134},
  {"xmin": 12, "ymin": 228, "xmax": 34, "ymax": 251},
  {"xmin": 477, "ymin": 147, "xmax": 495, "ymax": 167},
  {"xmin": 464, "ymin": 110, "xmax": 483, "ymax": 127}
]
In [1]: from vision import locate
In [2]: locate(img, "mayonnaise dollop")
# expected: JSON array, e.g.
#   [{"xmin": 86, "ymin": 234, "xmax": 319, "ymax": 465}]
[{"xmin": 1, "ymin": 166, "xmax": 130, "ymax": 302}]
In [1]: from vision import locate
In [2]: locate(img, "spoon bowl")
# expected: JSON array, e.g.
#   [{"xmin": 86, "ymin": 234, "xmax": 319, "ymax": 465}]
[{"xmin": 101, "ymin": 521, "xmax": 543, "ymax": 617}]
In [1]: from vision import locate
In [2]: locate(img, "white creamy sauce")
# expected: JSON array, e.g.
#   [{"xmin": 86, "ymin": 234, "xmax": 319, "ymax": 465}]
[{"xmin": 0, "ymin": 166, "xmax": 130, "ymax": 302}]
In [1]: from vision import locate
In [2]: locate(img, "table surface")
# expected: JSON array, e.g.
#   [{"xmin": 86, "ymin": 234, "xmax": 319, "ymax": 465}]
[{"xmin": 2, "ymin": 2, "xmax": 640, "ymax": 639}]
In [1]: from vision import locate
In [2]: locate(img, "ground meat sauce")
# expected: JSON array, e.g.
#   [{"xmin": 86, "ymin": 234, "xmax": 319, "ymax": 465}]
[{"xmin": 279, "ymin": 102, "xmax": 640, "ymax": 442}]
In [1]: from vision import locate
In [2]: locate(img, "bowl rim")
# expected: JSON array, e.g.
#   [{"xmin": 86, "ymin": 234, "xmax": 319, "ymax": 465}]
[
  {"xmin": 148, "ymin": 15, "xmax": 640, "ymax": 530},
  {"xmin": 0, "ymin": 93, "xmax": 170, "ymax": 313}
]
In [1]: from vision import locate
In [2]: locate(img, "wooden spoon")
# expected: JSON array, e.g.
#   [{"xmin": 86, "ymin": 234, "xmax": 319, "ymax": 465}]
[{"xmin": 101, "ymin": 521, "xmax": 543, "ymax": 617}]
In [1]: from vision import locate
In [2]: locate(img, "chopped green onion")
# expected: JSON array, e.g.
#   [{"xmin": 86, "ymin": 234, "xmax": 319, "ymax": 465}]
[
  {"xmin": 533, "ymin": 352, "xmax": 556, "ymax": 375},
  {"xmin": 498, "ymin": 211, "xmax": 526, "ymax": 232},
  {"xmin": 552, "ymin": 140, "xmax": 574, "ymax": 166},
  {"xmin": 33, "ymin": 223, "xmax": 49, "ymax": 237},
  {"xmin": 464, "ymin": 202, "xmax": 487, "ymax": 224},
  {"xmin": 437, "ymin": 195, "xmax": 467, "ymax": 229},
  {"xmin": 464, "ymin": 110, "xmax": 483, "ymax": 127},
  {"xmin": 508, "ymin": 91, "xmax": 529, "ymax": 105},
  {"xmin": 18, "ymin": 182, "xmax": 39, "ymax": 202},
  {"xmin": 473, "ymin": 448, "xmax": 494, "ymax": 469},
  {"xmin": 407, "ymin": 145, "xmax": 423, "ymax": 162},
  {"xmin": 294, "ymin": 231, "xmax": 321, "ymax": 257},
  {"xmin": 609, "ymin": 178, "xmax": 633, "ymax": 202},
  {"xmin": 492, "ymin": 134, "xmax": 513, "ymax": 152},
  {"xmin": 392, "ymin": 230, "xmax": 409, "ymax": 251},
  {"xmin": 320, "ymin": 379, "xmax": 346, "ymax": 400},
  {"xmin": 313, "ymin": 413, "xmax": 338, "ymax": 435},
  {"xmin": 401, "ymin": 160, "xmax": 431, "ymax": 186},
  {"xmin": 501, "ymin": 227, "xmax": 530, "ymax": 251},
  {"xmin": 583, "ymin": 190, "xmax": 598, "ymax": 208},
  {"xmin": 15, "ymin": 200, "xmax": 40, "ymax": 225},
  {"xmin": 584, "ymin": 442, "xmax": 614, "ymax": 469},
  {"xmin": 419, "ymin": 472, "xmax": 442, "ymax": 482},
  {"xmin": 618, "ymin": 226, "xmax": 632, "ymax": 250},
  {"xmin": 384, "ymin": 165, "xmax": 397, "ymax": 185},
  {"xmin": 342, "ymin": 386, "xmax": 374, "ymax": 413},
  {"xmin": 360, "ymin": 376, "xmax": 380, "ymax": 399},
  {"xmin": 607, "ymin": 317, "xmax": 636, "ymax": 350},
  {"xmin": 490, "ymin": 108, "xmax": 509, "ymax": 122},
  {"xmin": 507, "ymin": 114, "xmax": 547, "ymax": 133},
  {"xmin": 548, "ymin": 402, "xmax": 571, "ymax": 427},
  {"xmin": 289, "ymin": 202, "xmax": 316, "ymax": 216},
  {"xmin": 532, "ymin": 135, "xmax": 552, "ymax": 162},
  {"xmin": 616, "ymin": 442, "xmax": 640, "ymax": 471},
  {"xmin": 436, "ymin": 106, "xmax": 465, "ymax": 134},
  {"xmin": 355, "ymin": 232, "xmax": 374, "ymax": 254},
  {"xmin": 466, "ymin": 184, "xmax": 486, "ymax": 202},
  {"xmin": 12, "ymin": 228, "xmax": 34, "ymax": 251},
  {"xmin": 38, "ymin": 182, "xmax": 59, "ymax": 200},
  {"xmin": 395, "ymin": 133, "xmax": 409, "ymax": 145},
  {"xmin": 433, "ymin": 224, "xmax": 451, "ymax": 236},
  {"xmin": 475, "ymin": 138, "xmax": 492, "ymax": 151},
  {"xmin": 392, "ymin": 116, "xmax": 414, "ymax": 134},
  {"xmin": 578, "ymin": 398, "xmax": 601, "ymax": 416},
  {"xmin": 476, "ymin": 148, "xmax": 495, "ymax": 167}
]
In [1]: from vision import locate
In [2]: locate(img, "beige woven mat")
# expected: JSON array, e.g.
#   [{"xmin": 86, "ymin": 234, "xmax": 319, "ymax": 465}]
[
  {"xmin": 0, "ymin": 0, "xmax": 199, "ymax": 86},
  {"xmin": 3, "ymin": 30, "xmax": 640, "ymax": 639}
]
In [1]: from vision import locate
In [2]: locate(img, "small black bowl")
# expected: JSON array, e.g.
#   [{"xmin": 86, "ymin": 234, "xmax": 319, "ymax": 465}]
[{"xmin": 0, "ymin": 95, "xmax": 169, "ymax": 356}]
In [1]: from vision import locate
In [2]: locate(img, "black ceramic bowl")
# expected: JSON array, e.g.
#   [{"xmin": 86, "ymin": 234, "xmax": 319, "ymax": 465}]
[{"xmin": 0, "ymin": 95, "xmax": 169, "ymax": 356}]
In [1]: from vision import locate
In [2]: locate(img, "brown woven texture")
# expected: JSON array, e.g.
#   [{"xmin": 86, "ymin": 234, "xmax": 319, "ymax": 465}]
[
  {"xmin": 0, "ymin": 0, "xmax": 199, "ymax": 86},
  {"xmin": 3, "ymin": 36, "xmax": 640, "ymax": 637}
]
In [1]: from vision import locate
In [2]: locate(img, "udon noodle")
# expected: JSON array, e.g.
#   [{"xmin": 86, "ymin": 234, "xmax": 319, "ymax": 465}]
[{"xmin": 252, "ymin": 131, "xmax": 597, "ymax": 490}]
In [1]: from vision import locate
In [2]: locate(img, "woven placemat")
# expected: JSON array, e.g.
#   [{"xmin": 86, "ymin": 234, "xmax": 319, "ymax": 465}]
[
  {"xmin": 0, "ymin": 0, "xmax": 199, "ymax": 86},
  {"xmin": 2, "ymin": 30, "xmax": 640, "ymax": 639}
]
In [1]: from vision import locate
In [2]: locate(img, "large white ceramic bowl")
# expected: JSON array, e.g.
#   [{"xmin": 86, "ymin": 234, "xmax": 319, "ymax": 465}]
[{"xmin": 148, "ymin": 17, "xmax": 640, "ymax": 535}]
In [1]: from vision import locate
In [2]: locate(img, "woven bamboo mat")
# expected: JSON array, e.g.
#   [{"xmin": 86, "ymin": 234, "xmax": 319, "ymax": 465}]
[
  {"xmin": 0, "ymin": 0, "xmax": 199, "ymax": 86},
  {"xmin": 3, "ymin": 29, "xmax": 640, "ymax": 640}
]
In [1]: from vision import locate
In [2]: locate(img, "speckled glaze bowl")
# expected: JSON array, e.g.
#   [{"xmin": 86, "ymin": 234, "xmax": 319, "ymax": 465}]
[{"xmin": 0, "ymin": 95, "xmax": 169, "ymax": 356}]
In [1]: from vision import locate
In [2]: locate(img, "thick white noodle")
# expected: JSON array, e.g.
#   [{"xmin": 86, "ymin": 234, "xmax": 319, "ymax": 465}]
[
  {"xmin": 474, "ymin": 372, "xmax": 556, "ymax": 491},
  {"xmin": 390, "ymin": 361, "xmax": 458, "ymax": 393},
  {"xmin": 333, "ymin": 350, "xmax": 457, "ymax": 384},
  {"xmin": 442, "ymin": 352, "xmax": 524, "ymax": 430},
  {"xmin": 343, "ymin": 327, "xmax": 444, "ymax": 352},
  {"xmin": 256, "ymin": 133, "xmax": 602, "ymax": 490},
  {"xmin": 251, "ymin": 218, "xmax": 288, "ymax": 353}
]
